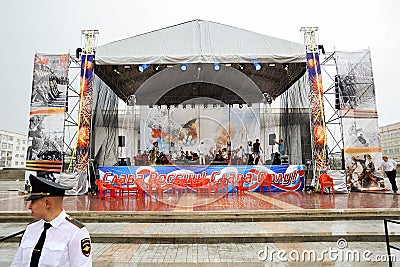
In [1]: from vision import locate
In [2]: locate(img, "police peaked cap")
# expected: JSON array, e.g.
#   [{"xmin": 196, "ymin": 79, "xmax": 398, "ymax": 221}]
[{"xmin": 26, "ymin": 174, "xmax": 72, "ymax": 201}]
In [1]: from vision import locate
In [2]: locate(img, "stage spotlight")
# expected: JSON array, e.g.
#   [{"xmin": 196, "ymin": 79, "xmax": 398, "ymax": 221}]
[
  {"xmin": 182, "ymin": 104, "xmax": 186, "ymax": 109},
  {"xmin": 75, "ymin": 48, "xmax": 82, "ymax": 59},
  {"xmin": 157, "ymin": 105, "xmax": 161, "ymax": 109},
  {"xmin": 180, "ymin": 63, "xmax": 188, "ymax": 71},
  {"xmin": 191, "ymin": 103, "xmax": 195, "ymax": 109},
  {"xmin": 247, "ymin": 103, "xmax": 252, "ymax": 107},
  {"xmin": 153, "ymin": 64, "xmax": 161, "ymax": 72},
  {"xmin": 138, "ymin": 64, "xmax": 150, "ymax": 72},
  {"xmin": 167, "ymin": 105, "xmax": 171, "ymax": 110},
  {"xmin": 203, "ymin": 104, "xmax": 208, "ymax": 109},
  {"xmin": 239, "ymin": 104, "xmax": 243, "ymax": 109},
  {"xmin": 213, "ymin": 63, "xmax": 220, "ymax": 71},
  {"xmin": 268, "ymin": 63, "xmax": 276, "ymax": 67},
  {"xmin": 213, "ymin": 104, "xmax": 217, "ymax": 109},
  {"xmin": 229, "ymin": 104, "xmax": 233, "ymax": 108},
  {"xmin": 253, "ymin": 61, "xmax": 262, "ymax": 71},
  {"xmin": 174, "ymin": 104, "xmax": 179, "ymax": 108},
  {"xmin": 112, "ymin": 65, "xmax": 121, "ymax": 75},
  {"xmin": 318, "ymin": 45, "xmax": 325, "ymax": 54},
  {"xmin": 283, "ymin": 64, "xmax": 289, "ymax": 71},
  {"xmin": 238, "ymin": 63, "xmax": 245, "ymax": 70}
]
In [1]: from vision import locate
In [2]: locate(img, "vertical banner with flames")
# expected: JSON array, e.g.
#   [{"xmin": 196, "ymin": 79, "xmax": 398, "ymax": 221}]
[
  {"xmin": 74, "ymin": 54, "xmax": 94, "ymax": 173},
  {"xmin": 26, "ymin": 53, "xmax": 69, "ymax": 175},
  {"xmin": 306, "ymin": 52, "xmax": 327, "ymax": 171}
]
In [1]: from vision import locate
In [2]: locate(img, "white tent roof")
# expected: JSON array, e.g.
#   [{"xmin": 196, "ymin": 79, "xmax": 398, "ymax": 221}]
[{"xmin": 96, "ymin": 19, "xmax": 306, "ymax": 65}]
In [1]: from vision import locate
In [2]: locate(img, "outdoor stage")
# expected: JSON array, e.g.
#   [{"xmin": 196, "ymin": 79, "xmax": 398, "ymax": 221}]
[
  {"xmin": 26, "ymin": 21, "xmax": 387, "ymax": 208},
  {"xmin": 1, "ymin": 189, "xmax": 398, "ymax": 220}
]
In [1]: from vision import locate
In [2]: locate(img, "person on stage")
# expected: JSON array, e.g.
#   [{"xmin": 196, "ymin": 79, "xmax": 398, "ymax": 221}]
[
  {"xmin": 149, "ymin": 141, "xmax": 159, "ymax": 165},
  {"xmin": 198, "ymin": 141, "xmax": 207, "ymax": 165},
  {"xmin": 274, "ymin": 138, "xmax": 285, "ymax": 155},
  {"xmin": 252, "ymin": 139, "xmax": 263, "ymax": 165},
  {"xmin": 11, "ymin": 174, "xmax": 92, "ymax": 266}
]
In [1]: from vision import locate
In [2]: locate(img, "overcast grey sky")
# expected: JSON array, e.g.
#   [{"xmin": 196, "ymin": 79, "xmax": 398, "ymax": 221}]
[{"xmin": 0, "ymin": 0, "xmax": 398, "ymax": 135}]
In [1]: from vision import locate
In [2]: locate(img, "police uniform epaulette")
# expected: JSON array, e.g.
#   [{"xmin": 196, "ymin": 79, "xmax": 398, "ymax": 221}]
[{"xmin": 65, "ymin": 216, "xmax": 85, "ymax": 228}]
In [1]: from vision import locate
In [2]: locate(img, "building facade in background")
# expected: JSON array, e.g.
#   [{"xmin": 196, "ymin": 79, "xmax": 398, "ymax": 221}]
[
  {"xmin": 0, "ymin": 130, "xmax": 27, "ymax": 168},
  {"xmin": 380, "ymin": 122, "xmax": 400, "ymax": 161}
]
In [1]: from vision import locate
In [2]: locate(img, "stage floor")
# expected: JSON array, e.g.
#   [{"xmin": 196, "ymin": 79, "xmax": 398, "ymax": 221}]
[{"xmin": 1, "ymin": 189, "xmax": 399, "ymax": 213}]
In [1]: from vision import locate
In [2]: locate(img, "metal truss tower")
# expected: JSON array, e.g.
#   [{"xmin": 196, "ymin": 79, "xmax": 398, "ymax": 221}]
[{"xmin": 63, "ymin": 30, "xmax": 98, "ymax": 172}]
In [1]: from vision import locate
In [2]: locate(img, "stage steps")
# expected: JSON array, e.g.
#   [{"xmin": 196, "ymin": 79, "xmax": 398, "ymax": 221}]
[
  {"xmin": 1, "ymin": 220, "xmax": 399, "ymax": 244},
  {"xmin": 1, "ymin": 208, "xmax": 400, "ymax": 223}
]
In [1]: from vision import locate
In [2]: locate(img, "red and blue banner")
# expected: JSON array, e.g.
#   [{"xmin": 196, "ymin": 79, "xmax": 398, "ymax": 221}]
[{"xmin": 98, "ymin": 165, "xmax": 304, "ymax": 193}]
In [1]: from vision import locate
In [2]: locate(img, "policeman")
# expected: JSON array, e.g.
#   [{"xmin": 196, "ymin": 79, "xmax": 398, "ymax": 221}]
[{"xmin": 11, "ymin": 174, "xmax": 92, "ymax": 266}]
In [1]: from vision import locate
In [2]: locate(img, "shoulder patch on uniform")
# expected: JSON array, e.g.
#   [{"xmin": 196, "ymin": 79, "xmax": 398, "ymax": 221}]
[
  {"xmin": 65, "ymin": 216, "xmax": 85, "ymax": 228},
  {"xmin": 81, "ymin": 238, "xmax": 91, "ymax": 257}
]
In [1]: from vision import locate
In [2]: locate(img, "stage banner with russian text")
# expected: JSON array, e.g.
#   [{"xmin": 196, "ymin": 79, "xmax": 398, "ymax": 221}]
[
  {"xmin": 26, "ymin": 53, "xmax": 69, "ymax": 175},
  {"xmin": 335, "ymin": 50, "xmax": 383, "ymax": 191},
  {"xmin": 98, "ymin": 164, "xmax": 304, "ymax": 193}
]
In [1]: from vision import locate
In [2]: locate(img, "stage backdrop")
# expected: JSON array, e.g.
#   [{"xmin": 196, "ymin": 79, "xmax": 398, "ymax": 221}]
[
  {"xmin": 99, "ymin": 164, "xmax": 304, "ymax": 193},
  {"xmin": 336, "ymin": 50, "xmax": 384, "ymax": 191},
  {"xmin": 139, "ymin": 104, "xmax": 260, "ymax": 155},
  {"xmin": 26, "ymin": 53, "xmax": 69, "ymax": 175}
]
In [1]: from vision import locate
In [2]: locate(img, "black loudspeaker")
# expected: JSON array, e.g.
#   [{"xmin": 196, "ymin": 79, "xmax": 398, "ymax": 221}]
[
  {"xmin": 334, "ymin": 75, "xmax": 341, "ymax": 109},
  {"xmin": 118, "ymin": 136, "xmax": 125, "ymax": 147},
  {"xmin": 341, "ymin": 149, "xmax": 345, "ymax": 170},
  {"xmin": 268, "ymin": 133, "xmax": 276, "ymax": 145}
]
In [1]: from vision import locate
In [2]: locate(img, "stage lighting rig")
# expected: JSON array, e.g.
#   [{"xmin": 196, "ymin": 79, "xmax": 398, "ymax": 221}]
[
  {"xmin": 138, "ymin": 64, "xmax": 150, "ymax": 72},
  {"xmin": 253, "ymin": 61, "xmax": 262, "ymax": 71},
  {"xmin": 263, "ymin": 93, "xmax": 273, "ymax": 104},
  {"xmin": 238, "ymin": 63, "xmax": 245, "ymax": 70},
  {"xmin": 213, "ymin": 63, "xmax": 220, "ymax": 71},
  {"xmin": 75, "ymin": 48, "xmax": 82, "ymax": 59},
  {"xmin": 153, "ymin": 64, "xmax": 161, "ymax": 72},
  {"xmin": 112, "ymin": 65, "xmax": 121, "ymax": 75},
  {"xmin": 318, "ymin": 45, "xmax": 325, "ymax": 55},
  {"xmin": 127, "ymin": 95, "xmax": 136, "ymax": 106},
  {"xmin": 283, "ymin": 64, "xmax": 289, "ymax": 71},
  {"xmin": 181, "ymin": 63, "xmax": 188, "ymax": 71}
]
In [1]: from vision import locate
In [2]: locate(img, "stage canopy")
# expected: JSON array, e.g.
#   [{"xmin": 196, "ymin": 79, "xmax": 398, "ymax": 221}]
[{"xmin": 95, "ymin": 19, "xmax": 307, "ymax": 105}]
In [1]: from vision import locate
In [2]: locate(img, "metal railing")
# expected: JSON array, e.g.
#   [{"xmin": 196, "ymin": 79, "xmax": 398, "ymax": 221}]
[
  {"xmin": 0, "ymin": 229, "xmax": 25, "ymax": 243},
  {"xmin": 384, "ymin": 219, "xmax": 400, "ymax": 267}
]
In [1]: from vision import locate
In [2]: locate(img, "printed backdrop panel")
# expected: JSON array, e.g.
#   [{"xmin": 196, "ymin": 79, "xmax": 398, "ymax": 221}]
[
  {"xmin": 26, "ymin": 53, "xmax": 69, "ymax": 174},
  {"xmin": 335, "ymin": 50, "xmax": 383, "ymax": 191},
  {"xmin": 140, "ymin": 104, "xmax": 260, "ymax": 154}
]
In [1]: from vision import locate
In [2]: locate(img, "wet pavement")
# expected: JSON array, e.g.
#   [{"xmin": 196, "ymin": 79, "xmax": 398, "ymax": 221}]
[{"xmin": 1, "ymin": 179, "xmax": 400, "ymax": 266}]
